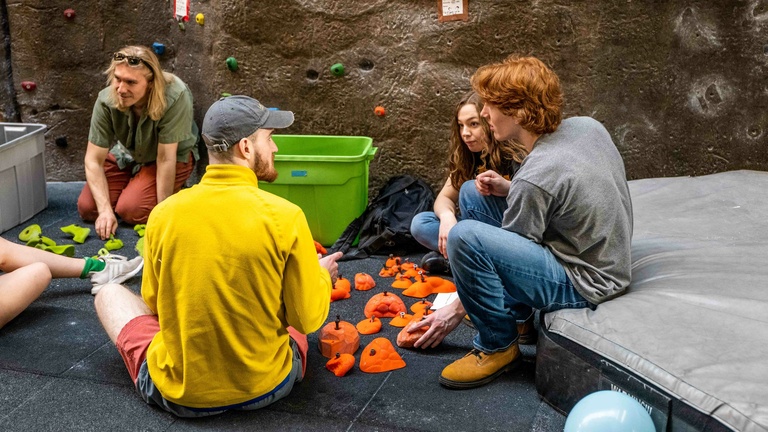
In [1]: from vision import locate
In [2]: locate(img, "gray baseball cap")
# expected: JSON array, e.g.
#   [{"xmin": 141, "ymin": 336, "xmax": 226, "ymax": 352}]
[{"xmin": 201, "ymin": 95, "xmax": 294, "ymax": 152}]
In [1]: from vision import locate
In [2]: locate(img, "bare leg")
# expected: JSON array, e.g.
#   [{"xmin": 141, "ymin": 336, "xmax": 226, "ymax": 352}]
[
  {"xmin": 94, "ymin": 283, "xmax": 153, "ymax": 344},
  {"xmin": 0, "ymin": 262, "xmax": 52, "ymax": 328},
  {"xmin": 0, "ymin": 237, "xmax": 84, "ymax": 278}
]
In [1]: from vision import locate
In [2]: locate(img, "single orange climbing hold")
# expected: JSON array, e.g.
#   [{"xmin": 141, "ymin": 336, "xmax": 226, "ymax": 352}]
[
  {"xmin": 359, "ymin": 337, "xmax": 406, "ymax": 373},
  {"xmin": 385, "ymin": 254, "xmax": 401, "ymax": 268},
  {"xmin": 374, "ymin": 106, "xmax": 386, "ymax": 116},
  {"xmin": 391, "ymin": 273, "xmax": 413, "ymax": 289},
  {"xmin": 397, "ymin": 318, "xmax": 430, "ymax": 348},
  {"xmin": 364, "ymin": 291, "xmax": 407, "ymax": 318},
  {"xmin": 314, "ymin": 240, "xmax": 327, "ymax": 255},
  {"xmin": 354, "ymin": 272, "xmax": 376, "ymax": 291},
  {"xmin": 356, "ymin": 316, "xmax": 382, "ymax": 335},
  {"xmin": 379, "ymin": 265, "xmax": 399, "ymax": 277},
  {"xmin": 326, "ymin": 352, "xmax": 355, "ymax": 377},
  {"xmin": 402, "ymin": 274, "xmax": 456, "ymax": 298},
  {"xmin": 389, "ymin": 311, "xmax": 413, "ymax": 328},
  {"xmin": 317, "ymin": 315, "xmax": 360, "ymax": 358},
  {"xmin": 410, "ymin": 299, "xmax": 433, "ymax": 314}
]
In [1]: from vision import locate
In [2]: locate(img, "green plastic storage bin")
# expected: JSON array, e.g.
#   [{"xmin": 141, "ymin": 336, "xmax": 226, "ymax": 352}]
[{"xmin": 259, "ymin": 135, "xmax": 377, "ymax": 246}]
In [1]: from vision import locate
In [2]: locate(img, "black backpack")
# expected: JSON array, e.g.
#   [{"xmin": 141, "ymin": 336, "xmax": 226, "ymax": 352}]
[{"xmin": 330, "ymin": 175, "xmax": 435, "ymax": 260}]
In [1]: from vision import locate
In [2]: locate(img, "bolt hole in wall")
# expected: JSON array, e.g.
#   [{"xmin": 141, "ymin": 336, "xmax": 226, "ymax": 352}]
[
  {"xmin": 359, "ymin": 58, "xmax": 374, "ymax": 71},
  {"xmin": 306, "ymin": 69, "xmax": 319, "ymax": 81}
]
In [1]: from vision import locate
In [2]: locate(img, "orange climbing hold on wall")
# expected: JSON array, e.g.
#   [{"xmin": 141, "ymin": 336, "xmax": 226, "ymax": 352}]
[
  {"xmin": 326, "ymin": 352, "xmax": 355, "ymax": 377},
  {"xmin": 318, "ymin": 315, "xmax": 360, "ymax": 358},
  {"xmin": 355, "ymin": 272, "xmax": 376, "ymax": 291},
  {"xmin": 359, "ymin": 338, "xmax": 406, "ymax": 373},
  {"xmin": 364, "ymin": 291, "xmax": 407, "ymax": 318},
  {"xmin": 356, "ymin": 316, "xmax": 382, "ymax": 335}
]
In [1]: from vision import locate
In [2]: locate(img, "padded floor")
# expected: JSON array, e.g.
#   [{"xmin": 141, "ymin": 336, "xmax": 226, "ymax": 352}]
[
  {"xmin": 0, "ymin": 182, "xmax": 565, "ymax": 431},
  {"xmin": 539, "ymin": 170, "xmax": 768, "ymax": 432}
]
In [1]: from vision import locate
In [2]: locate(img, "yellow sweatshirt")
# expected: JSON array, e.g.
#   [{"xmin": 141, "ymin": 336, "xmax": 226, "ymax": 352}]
[{"xmin": 141, "ymin": 164, "xmax": 330, "ymax": 408}]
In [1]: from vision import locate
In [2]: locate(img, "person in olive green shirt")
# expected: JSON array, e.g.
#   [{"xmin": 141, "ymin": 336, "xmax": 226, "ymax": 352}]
[{"xmin": 77, "ymin": 45, "xmax": 199, "ymax": 240}]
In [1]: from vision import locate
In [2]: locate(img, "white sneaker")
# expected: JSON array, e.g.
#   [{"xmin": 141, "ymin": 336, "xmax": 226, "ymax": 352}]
[{"xmin": 89, "ymin": 254, "xmax": 144, "ymax": 295}]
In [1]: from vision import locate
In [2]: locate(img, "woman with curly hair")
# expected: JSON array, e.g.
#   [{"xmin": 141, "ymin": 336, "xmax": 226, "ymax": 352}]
[{"xmin": 410, "ymin": 90, "xmax": 528, "ymax": 271}]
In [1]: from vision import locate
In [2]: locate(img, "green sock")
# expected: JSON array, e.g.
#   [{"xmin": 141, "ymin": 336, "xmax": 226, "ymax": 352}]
[{"xmin": 80, "ymin": 257, "xmax": 106, "ymax": 278}]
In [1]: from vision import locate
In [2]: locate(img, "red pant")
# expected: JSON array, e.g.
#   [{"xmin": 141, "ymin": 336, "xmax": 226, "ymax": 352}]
[{"xmin": 77, "ymin": 153, "xmax": 194, "ymax": 224}]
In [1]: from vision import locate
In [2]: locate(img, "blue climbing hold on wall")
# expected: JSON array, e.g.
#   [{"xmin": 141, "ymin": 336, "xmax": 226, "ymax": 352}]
[{"xmin": 152, "ymin": 42, "xmax": 165, "ymax": 55}]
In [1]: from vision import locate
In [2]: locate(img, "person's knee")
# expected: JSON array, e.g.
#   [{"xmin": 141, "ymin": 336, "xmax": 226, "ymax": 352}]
[
  {"xmin": 115, "ymin": 202, "xmax": 151, "ymax": 224},
  {"xmin": 447, "ymin": 220, "xmax": 482, "ymax": 255},
  {"xmin": 458, "ymin": 180, "xmax": 481, "ymax": 210},
  {"xmin": 410, "ymin": 212, "xmax": 430, "ymax": 238},
  {"xmin": 77, "ymin": 195, "xmax": 99, "ymax": 222}
]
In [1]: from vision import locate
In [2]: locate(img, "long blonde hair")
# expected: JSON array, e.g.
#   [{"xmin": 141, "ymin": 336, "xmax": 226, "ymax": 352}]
[
  {"xmin": 104, "ymin": 45, "xmax": 175, "ymax": 121},
  {"xmin": 448, "ymin": 91, "xmax": 528, "ymax": 188}
]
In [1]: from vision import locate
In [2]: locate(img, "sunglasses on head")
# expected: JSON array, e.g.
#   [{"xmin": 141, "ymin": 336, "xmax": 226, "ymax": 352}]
[{"xmin": 112, "ymin": 52, "xmax": 153, "ymax": 72}]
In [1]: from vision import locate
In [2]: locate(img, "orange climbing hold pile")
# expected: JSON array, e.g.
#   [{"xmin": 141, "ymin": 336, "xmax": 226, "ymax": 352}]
[{"xmin": 359, "ymin": 337, "xmax": 406, "ymax": 373}]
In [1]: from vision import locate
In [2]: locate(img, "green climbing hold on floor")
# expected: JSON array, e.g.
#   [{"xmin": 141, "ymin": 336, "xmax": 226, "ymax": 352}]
[
  {"xmin": 136, "ymin": 237, "xmax": 145, "ymax": 257},
  {"xmin": 60, "ymin": 224, "xmax": 91, "ymax": 244},
  {"xmin": 34, "ymin": 243, "xmax": 75, "ymax": 257},
  {"xmin": 105, "ymin": 235, "xmax": 123, "ymax": 251},
  {"xmin": 26, "ymin": 236, "xmax": 56, "ymax": 248},
  {"xmin": 18, "ymin": 224, "xmax": 42, "ymax": 242},
  {"xmin": 134, "ymin": 224, "xmax": 146, "ymax": 237}
]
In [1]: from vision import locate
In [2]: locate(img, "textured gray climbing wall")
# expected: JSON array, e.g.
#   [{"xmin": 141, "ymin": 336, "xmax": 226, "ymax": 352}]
[{"xmin": 3, "ymin": 0, "xmax": 767, "ymax": 192}]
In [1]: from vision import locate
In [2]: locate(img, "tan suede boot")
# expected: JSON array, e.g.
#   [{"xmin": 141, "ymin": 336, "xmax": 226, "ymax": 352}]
[
  {"xmin": 462, "ymin": 315, "xmax": 538, "ymax": 345},
  {"xmin": 439, "ymin": 343, "xmax": 521, "ymax": 389}
]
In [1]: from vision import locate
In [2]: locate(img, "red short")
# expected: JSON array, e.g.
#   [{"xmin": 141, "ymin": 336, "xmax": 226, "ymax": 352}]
[
  {"xmin": 115, "ymin": 315, "xmax": 309, "ymax": 383},
  {"xmin": 116, "ymin": 314, "xmax": 159, "ymax": 383}
]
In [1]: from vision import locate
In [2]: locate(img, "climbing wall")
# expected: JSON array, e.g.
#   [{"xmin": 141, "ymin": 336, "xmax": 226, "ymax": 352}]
[{"xmin": 2, "ymin": 0, "xmax": 767, "ymax": 189}]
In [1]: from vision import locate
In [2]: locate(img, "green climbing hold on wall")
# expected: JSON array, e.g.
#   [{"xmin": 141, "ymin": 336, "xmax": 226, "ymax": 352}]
[
  {"xmin": 226, "ymin": 57, "xmax": 238, "ymax": 71},
  {"xmin": 330, "ymin": 63, "xmax": 345, "ymax": 77}
]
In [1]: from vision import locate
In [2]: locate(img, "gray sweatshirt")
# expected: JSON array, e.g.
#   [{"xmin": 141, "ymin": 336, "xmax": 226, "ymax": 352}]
[{"xmin": 501, "ymin": 117, "xmax": 633, "ymax": 304}]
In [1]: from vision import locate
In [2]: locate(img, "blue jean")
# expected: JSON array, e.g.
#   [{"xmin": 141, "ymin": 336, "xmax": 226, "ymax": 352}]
[
  {"xmin": 447, "ymin": 220, "xmax": 593, "ymax": 353},
  {"xmin": 410, "ymin": 180, "xmax": 508, "ymax": 252}
]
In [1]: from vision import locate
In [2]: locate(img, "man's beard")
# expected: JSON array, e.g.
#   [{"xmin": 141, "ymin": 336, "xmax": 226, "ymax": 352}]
[{"xmin": 253, "ymin": 157, "xmax": 278, "ymax": 182}]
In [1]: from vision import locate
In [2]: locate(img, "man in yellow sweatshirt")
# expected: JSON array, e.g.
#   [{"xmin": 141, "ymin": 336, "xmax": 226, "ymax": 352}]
[{"xmin": 94, "ymin": 95, "xmax": 342, "ymax": 417}]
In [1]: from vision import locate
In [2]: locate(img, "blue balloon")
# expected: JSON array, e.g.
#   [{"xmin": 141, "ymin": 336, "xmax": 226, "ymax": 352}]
[{"xmin": 564, "ymin": 390, "xmax": 655, "ymax": 432}]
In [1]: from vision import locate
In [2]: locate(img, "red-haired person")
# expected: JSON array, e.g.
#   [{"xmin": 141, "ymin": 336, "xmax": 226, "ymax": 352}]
[
  {"xmin": 78, "ymin": 45, "xmax": 199, "ymax": 240},
  {"xmin": 409, "ymin": 55, "xmax": 633, "ymax": 389}
]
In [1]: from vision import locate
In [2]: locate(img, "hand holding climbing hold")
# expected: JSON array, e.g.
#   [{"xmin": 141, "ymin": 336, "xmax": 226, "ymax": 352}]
[{"xmin": 104, "ymin": 235, "xmax": 123, "ymax": 251}]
